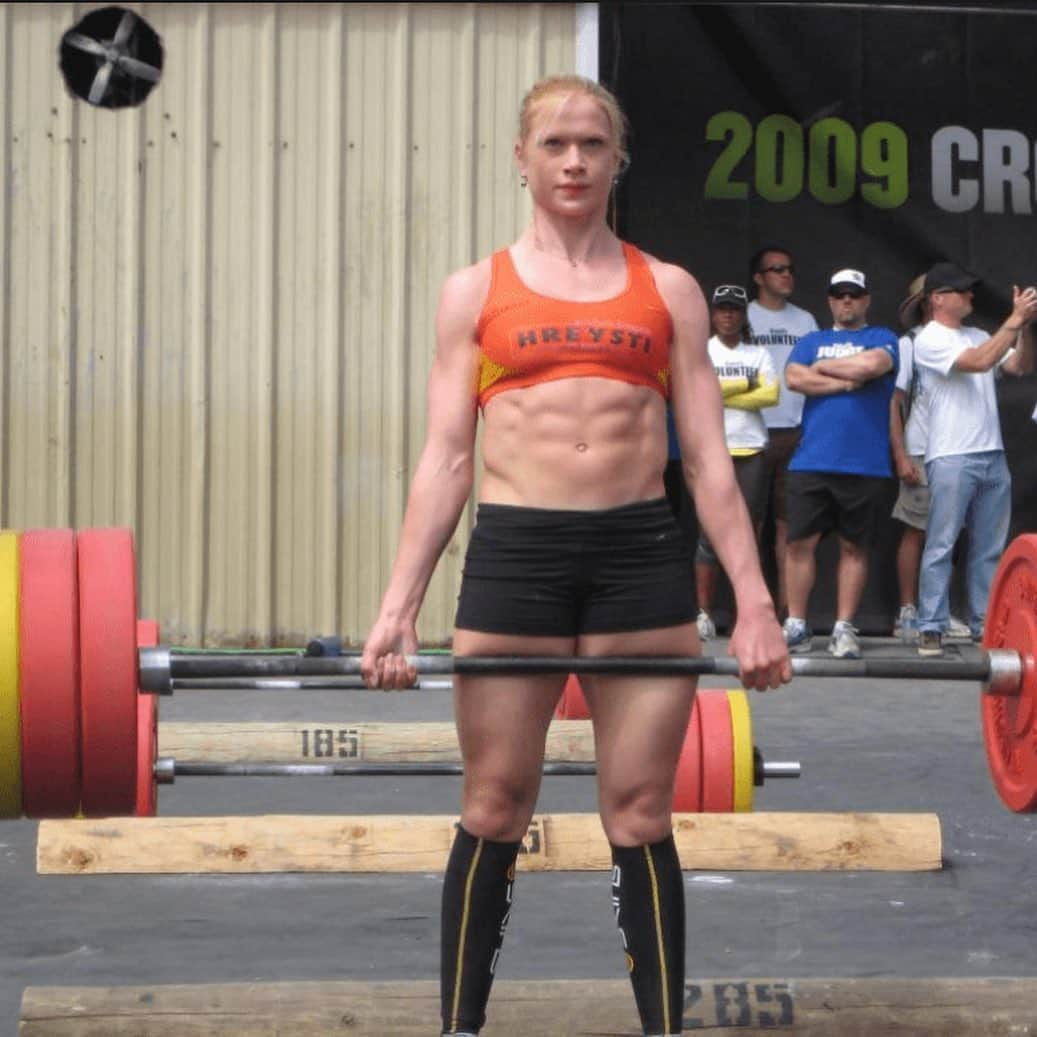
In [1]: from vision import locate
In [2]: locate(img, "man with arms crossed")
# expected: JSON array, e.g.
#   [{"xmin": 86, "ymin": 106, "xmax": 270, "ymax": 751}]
[{"xmin": 782, "ymin": 270, "xmax": 898, "ymax": 659}]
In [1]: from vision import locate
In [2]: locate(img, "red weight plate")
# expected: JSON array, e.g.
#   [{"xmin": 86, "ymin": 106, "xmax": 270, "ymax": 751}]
[
  {"xmin": 697, "ymin": 689, "xmax": 734, "ymax": 813},
  {"xmin": 982, "ymin": 534, "xmax": 1037, "ymax": 812},
  {"xmin": 78, "ymin": 528, "xmax": 139, "ymax": 816},
  {"xmin": 554, "ymin": 674, "xmax": 591, "ymax": 720},
  {"xmin": 18, "ymin": 530, "xmax": 81, "ymax": 818},
  {"xmin": 0, "ymin": 532, "xmax": 21, "ymax": 817},
  {"xmin": 672, "ymin": 695, "xmax": 702, "ymax": 812},
  {"xmin": 136, "ymin": 619, "xmax": 159, "ymax": 817}
]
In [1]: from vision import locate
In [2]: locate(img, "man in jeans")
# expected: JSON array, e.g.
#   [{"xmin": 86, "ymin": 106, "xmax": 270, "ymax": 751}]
[
  {"xmin": 913, "ymin": 263, "xmax": 1037, "ymax": 656},
  {"xmin": 888, "ymin": 276, "xmax": 972, "ymax": 643}
]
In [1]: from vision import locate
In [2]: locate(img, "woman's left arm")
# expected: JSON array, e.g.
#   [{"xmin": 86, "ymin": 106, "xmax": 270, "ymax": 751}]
[{"xmin": 653, "ymin": 261, "xmax": 791, "ymax": 690}]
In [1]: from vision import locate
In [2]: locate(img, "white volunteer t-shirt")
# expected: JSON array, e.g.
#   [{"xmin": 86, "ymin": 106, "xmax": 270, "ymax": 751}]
[
  {"xmin": 912, "ymin": 320, "xmax": 1008, "ymax": 462},
  {"xmin": 747, "ymin": 300, "xmax": 818, "ymax": 429},
  {"xmin": 894, "ymin": 331, "xmax": 928, "ymax": 458},
  {"xmin": 706, "ymin": 335, "xmax": 775, "ymax": 452}
]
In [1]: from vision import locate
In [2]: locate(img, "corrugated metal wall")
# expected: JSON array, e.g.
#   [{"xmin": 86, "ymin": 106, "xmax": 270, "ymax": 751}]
[{"xmin": 0, "ymin": 2, "xmax": 579, "ymax": 645}]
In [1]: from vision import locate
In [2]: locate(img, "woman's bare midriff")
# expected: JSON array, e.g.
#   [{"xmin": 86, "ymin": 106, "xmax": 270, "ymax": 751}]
[{"xmin": 478, "ymin": 376, "xmax": 669, "ymax": 509}]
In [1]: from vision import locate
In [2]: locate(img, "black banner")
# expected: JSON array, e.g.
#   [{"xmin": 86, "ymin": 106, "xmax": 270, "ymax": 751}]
[{"xmin": 603, "ymin": 1, "xmax": 1037, "ymax": 630}]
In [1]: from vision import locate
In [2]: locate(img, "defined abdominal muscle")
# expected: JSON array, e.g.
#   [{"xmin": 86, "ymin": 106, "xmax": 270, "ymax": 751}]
[{"xmin": 479, "ymin": 378, "xmax": 667, "ymax": 508}]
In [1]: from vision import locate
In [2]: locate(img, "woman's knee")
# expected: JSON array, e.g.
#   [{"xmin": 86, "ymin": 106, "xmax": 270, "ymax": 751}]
[
  {"xmin": 598, "ymin": 782, "xmax": 674, "ymax": 845},
  {"xmin": 461, "ymin": 777, "xmax": 540, "ymax": 841}
]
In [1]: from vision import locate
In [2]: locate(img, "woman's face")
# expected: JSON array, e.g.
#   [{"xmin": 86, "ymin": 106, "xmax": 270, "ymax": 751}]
[
  {"xmin": 711, "ymin": 305, "xmax": 746, "ymax": 340},
  {"xmin": 516, "ymin": 91, "xmax": 620, "ymax": 218}
]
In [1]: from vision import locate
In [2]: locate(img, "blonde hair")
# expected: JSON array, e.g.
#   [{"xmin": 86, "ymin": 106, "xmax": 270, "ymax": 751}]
[{"xmin": 518, "ymin": 75, "xmax": 630, "ymax": 170}]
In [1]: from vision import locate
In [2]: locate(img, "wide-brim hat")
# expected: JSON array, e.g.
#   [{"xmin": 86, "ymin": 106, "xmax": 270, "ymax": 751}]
[{"xmin": 897, "ymin": 274, "xmax": 927, "ymax": 330}]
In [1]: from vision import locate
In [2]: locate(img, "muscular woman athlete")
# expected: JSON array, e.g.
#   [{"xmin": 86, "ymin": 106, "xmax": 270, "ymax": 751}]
[{"xmin": 361, "ymin": 75, "xmax": 791, "ymax": 1037}]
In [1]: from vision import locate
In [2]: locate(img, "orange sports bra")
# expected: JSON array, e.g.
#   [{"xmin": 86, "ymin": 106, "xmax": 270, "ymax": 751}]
[{"xmin": 475, "ymin": 243, "xmax": 674, "ymax": 408}]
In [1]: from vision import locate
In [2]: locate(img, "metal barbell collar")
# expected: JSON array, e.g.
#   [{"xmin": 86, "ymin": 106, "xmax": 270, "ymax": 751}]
[{"xmin": 138, "ymin": 647, "xmax": 1024, "ymax": 696}]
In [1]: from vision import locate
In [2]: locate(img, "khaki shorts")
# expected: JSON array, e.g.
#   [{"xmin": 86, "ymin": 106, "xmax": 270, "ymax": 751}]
[{"xmin": 892, "ymin": 455, "xmax": 930, "ymax": 531}]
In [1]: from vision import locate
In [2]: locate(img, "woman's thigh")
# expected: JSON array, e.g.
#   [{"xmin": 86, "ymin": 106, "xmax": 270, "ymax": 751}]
[
  {"xmin": 577, "ymin": 623, "xmax": 698, "ymax": 837},
  {"xmin": 452, "ymin": 628, "xmax": 574, "ymax": 793}
]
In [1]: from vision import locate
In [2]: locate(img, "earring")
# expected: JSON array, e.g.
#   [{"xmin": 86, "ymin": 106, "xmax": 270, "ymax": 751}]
[{"xmin": 520, "ymin": 174, "xmax": 528, "ymax": 188}]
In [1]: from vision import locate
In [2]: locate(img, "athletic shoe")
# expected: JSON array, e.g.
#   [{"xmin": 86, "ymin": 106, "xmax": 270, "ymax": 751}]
[
  {"xmin": 946, "ymin": 616, "xmax": 972, "ymax": 641},
  {"xmin": 828, "ymin": 621, "xmax": 861, "ymax": 659},
  {"xmin": 893, "ymin": 604, "xmax": 919, "ymax": 643},
  {"xmin": 918, "ymin": 630, "xmax": 944, "ymax": 657},
  {"xmin": 696, "ymin": 609, "xmax": 716, "ymax": 642},
  {"xmin": 782, "ymin": 617, "xmax": 813, "ymax": 653}
]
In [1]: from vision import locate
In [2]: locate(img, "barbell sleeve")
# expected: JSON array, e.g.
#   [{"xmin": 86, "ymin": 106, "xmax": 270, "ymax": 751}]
[{"xmin": 167, "ymin": 677, "xmax": 455, "ymax": 691}]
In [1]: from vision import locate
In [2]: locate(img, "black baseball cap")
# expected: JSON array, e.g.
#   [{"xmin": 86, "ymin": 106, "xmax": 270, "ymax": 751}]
[
  {"xmin": 925, "ymin": 262, "xmax": 980, "ymax": 294},
  {"xmin": 711, "ymin": 284, "xmax": 748, "ymax": 308}
]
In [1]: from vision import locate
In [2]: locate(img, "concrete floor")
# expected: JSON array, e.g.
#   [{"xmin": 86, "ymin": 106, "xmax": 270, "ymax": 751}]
[{"xmin": 4, "ymin": 637, "xmax": 1037, "ymax": 1033}]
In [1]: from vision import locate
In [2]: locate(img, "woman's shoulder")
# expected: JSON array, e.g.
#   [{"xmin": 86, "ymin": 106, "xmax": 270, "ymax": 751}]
[
  {"xmin": 440, "ymin": 254, "xmax": 495, "ymax": 315},
  {"xmin": 633, "ymin": 246, "xmax": 693, "ymax": 283},
  {"xmin": 632, "ymin": 247, "xmax": 704, "ymax": 312}
]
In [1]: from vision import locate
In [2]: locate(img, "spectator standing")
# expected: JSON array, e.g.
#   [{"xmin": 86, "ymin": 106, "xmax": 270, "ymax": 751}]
[
  {"xmin": 782, "ymin": 270, "xmax": 899, "ymax": 659},
  {"xmin": 748, "ymin": 246, "xmax": 819, "ymax": 617},
  {"xmin": 696, "ymin": 284, "xmax": 779, "ymax": 640},
  {"xmin": 912, "ymin": 263, "xmax": 1037, "ymax": 656},
  {"xmin": 888, "ymin": 275, "xmax": 971, "ymax": 643}
]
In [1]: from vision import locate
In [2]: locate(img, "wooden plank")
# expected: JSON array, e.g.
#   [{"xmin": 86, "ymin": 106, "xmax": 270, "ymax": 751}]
[
  {"xmin": 19, "ymin": 976, "xmax": 1037, "ymax": 1035},
  {"xmin": 158, "ymin": 720, "xmax": 595, "ymax": 763},
  {"xmin": 36, "ymin": 811, "xmax": 941, "ymax": 875}
]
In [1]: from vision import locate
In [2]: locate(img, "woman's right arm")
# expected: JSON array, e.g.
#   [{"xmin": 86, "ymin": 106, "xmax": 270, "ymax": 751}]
[{"xmin": 361, "ymin": 262, "xmax": 488, "ymax": 689}]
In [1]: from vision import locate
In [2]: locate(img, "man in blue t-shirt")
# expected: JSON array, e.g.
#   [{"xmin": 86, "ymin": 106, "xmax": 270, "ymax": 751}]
[{"xmin": 780, "ymin": 269, "xmax": 899, "ymax": 659}]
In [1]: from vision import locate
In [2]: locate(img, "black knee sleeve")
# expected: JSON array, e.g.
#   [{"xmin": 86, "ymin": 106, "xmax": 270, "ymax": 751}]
[
  {"xmin": 611, "ymin": 834, "xmax": 686, "ymax": 1036},
  {"xmin": 440, "ymin": 825, "xmax": 521, "ymax": 1035}
]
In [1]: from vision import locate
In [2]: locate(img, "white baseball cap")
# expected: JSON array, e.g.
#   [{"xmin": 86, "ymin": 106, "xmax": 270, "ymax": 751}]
[{"xmin": 828, "ymin": 269, "xmax": 868, "ymax": 295}]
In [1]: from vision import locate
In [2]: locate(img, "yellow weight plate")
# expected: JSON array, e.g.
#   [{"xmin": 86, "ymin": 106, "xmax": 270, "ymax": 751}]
[
  {"xmin": 727, "ymin": 689, "xmax": 754, "ymax": 813},
  {"xmin": 0, "ymin": 531, "xmax": 22, "ymax": 817}
]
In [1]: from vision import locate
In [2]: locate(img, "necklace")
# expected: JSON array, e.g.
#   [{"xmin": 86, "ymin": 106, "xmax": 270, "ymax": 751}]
[{"xmin": 532, "ymin": 233, "xmax": 594, "ymax": 268}]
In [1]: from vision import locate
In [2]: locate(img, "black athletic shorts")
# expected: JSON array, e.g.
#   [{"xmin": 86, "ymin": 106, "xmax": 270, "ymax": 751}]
[
  {"xmin": 454, "ymin": 498, "xmax": 697, "ymax": 637},
  {"xmin": 697, "ymin": 451, "xmax": 768, "ymax": 565},
  {"xmin": 785, "ymin": 470, "xmax": 887, "ymax": 545}
]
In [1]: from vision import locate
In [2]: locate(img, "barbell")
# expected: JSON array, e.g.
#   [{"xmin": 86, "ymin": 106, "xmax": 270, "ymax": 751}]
[
  {"xmin": 144, "ymin": 679, "xmax": 802, "ymax": 818},
  {"xmin": 3, "ymin": 527, "xmax": 1037, "ymax": 812},
  {"xmin": 141, "ymin": 648, "xmax": 1021, "ymax": 688}
]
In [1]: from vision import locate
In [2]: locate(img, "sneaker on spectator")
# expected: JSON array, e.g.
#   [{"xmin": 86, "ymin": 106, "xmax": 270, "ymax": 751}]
[
  {"xmin": 946, "ymin": 616, "xmax": 972, "ymax": 641},
  {"xmin": 893, "ymin": 604, "xmax": 919, "ymax": 643},
  {"xmin": 782, "ymin": 617, "xmax": 813, "ymax": 654},
  {"xmin": 918, "ymin": 630, "xmax": 944, "ymax": 657},
  {"xmin": 828, "ymin": 621, "xmax": 861, "ymax": 659},
  {"xmin": 696, "ymin": 609, "xmax": 716, "ymax": 642}
]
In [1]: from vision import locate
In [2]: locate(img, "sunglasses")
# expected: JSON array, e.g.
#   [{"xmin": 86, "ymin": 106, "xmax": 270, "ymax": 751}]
[
  {"xmin": 829, "ymin": 290, "xmax": 866, "ymax": 300},
  {"xmin": 712, "ymin": 285, "xmax": 748, "ymax": 306},
  {"xmin": 762, "ymin": 264, "xmax": 795, "ymax": 275}
]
